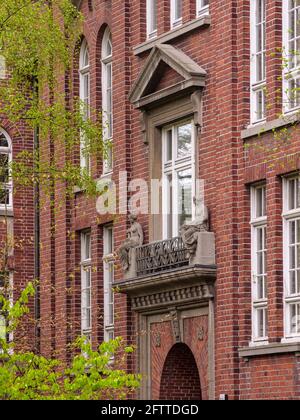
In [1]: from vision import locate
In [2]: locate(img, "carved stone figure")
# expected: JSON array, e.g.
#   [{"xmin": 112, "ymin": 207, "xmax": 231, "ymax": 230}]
[
  {"xmin": 180, "ymin": 199, "xmax": 209, "ymax": 257},
  {"xmin": 118, "ymin": 214, "xmax": 144, "ymax": 272}
]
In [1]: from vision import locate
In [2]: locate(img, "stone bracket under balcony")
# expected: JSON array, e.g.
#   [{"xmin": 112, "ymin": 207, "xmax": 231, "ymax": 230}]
[{"xmin": 116, "ymin": 264, "xmax": 216, "ymax": 313}]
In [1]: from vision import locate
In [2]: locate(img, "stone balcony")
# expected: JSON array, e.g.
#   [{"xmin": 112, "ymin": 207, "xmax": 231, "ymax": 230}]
[{"xmin": 117, "ymin": 231, "xmax": 217, "ymax": 312}]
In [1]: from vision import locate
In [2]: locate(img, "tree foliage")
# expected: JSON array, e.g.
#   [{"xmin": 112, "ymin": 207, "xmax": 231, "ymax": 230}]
[
  {"xmin": 0, "ymin": 1, "xmax": 139, "ymax": 400},
  {"xmin": 0, "ymin": 284, "xmax": 140, "ymax": 400}
]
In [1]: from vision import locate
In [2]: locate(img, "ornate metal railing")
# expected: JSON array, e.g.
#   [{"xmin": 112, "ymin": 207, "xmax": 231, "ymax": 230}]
[{"xmin": 136, "ymin": 237, "xmax": 189, "ymax": 277}]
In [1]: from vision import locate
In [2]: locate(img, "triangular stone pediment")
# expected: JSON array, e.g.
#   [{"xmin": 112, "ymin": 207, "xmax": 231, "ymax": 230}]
[{"xmin": 129, "ymin": 44, "xmax": 207, "ymax": 110}]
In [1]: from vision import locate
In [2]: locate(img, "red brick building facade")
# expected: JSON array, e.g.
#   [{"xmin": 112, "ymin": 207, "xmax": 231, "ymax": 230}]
[{"xmin": 2, "ymin": 0, "xmax": 300, "ymax": 400}]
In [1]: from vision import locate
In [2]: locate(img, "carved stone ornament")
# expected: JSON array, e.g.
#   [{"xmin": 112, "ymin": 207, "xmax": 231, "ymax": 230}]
[
  {"xmin": 118, "ymin": 214, "xmax": 144, "ymax": 272},
  {"xmin": 180, "ymin": 202, "xmax": 209, "ymax": 258},
  {"xmin": 154, "ymin": 333, "xmax": 161, "ymax": 348},
  {"xmin": 197, "ymin": 326, "xmax": 205, "ymax": 341},
  {"xmin": 170, "ymin": 310, "xmax": 181, "ymax": 343}
]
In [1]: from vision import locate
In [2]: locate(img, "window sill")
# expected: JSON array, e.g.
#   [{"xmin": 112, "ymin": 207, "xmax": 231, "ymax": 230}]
[
  {"xmin": 0, "ymin": 208, "xmax": 13, "ymax": 217},
  {"xmin": 241, "ymin": 112, "xmax": 300, "ymax": 140},
  {"xmin": 133, "ymin": 15, "xmax": 211, "ymax": 56},
  {"xmin": 239, "ymin": 342, "xmax": 300, "ymax": 359}
]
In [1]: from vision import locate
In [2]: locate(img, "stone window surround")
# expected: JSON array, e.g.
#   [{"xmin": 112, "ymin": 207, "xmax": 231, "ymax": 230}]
[
  {"xmin": 142, "ymin": 94, "xmax": 203, "ymax": 242},
  {"xmin": 133, "ymin": 14, "xmax": 211, "ymax": 56}
]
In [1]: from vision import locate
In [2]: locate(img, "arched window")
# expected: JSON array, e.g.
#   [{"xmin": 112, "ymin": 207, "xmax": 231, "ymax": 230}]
[
  {"xmin": 102, "ymin": 28, "xmax": 113, "ymax": 174},
  {"xmin": 79, "ymin": 39, "xmax": 90, "ymax": 171},
  {"xmin": 0, "ymin": 129, "xmax": 12, "ymax": 209}
]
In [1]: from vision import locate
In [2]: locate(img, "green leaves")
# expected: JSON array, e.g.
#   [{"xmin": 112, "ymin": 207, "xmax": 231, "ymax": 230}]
[{"xmin": 0, "ymin": 284, "xmax": 141, "ymax": 400}]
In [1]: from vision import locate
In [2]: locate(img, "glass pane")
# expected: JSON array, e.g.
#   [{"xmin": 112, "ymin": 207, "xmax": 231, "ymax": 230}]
[
  {"xmin": 289, "ymin": 220, "xmax": 296, "ymax": 245},
  {"xmin": 290, "ymin": 270, "xmax": 297, "ymax": 294},
  {"xmin": 166, "ymin": 129, "xmax": 173, "ymax": 162},
  {"xmin": 175, "ymin": 0, "xmax": 182, "ymax": 20},
  {"xmin": 85, "ymin": 234, "xmax": 91, "ymax": 259},
  {"xmin": 167, "ymin": 174, "xmax": 173, "ymax": 238},
  {"xmin": 255, "ymin": 187, "xmax": 266, "ymax": 218},
  {"xmin": 0, "ymin": 154, "xmax": 9, "ymax": 183},
  {"xmin": 177, "ymin": 123, "xmax": 192, "ymax": 158},
  {"xmin": 0, "ymin": 187, "xmax": 9, "ymax": 206},
  {"xmin": 257, "ymin": 276, "xmax": 266, "ymax": 299},
  {"xmin": 257, "ymin": 308, "xmax": 267, "ymax": 338},
  {"xmin": 178, "ymin": 168, "xmax": 192, "ymax": 228},
  {"xmin": 0, "ymin": 134, "xmax": 8, "ymax": 148},
  {"xmin": 289, "ymin": 245, "xmax": 296, "ymax": 269},
  {"xmin": 288, "ymin": 179, "xmax": 296, "ymax": 210},
  {"xmin": 290, "ymin": 303, "xmax": 300, "ymax": 334},
  {"xmin": 150, "ymin": 0, "xmax": 157, "ymax": 33}
]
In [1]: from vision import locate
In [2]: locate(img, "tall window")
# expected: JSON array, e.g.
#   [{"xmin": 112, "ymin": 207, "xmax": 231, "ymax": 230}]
[
  {"xmin": 283, "ymin": 1, "xmax": 300, "ymax": 112},
  {"xmin": 147, "ymin": 0, "xmax": 157, "ymax": 39},
  {"xmin": 171, "ymin": 0, "xmax": 182, "ymax": 28},
  {"xmin": 250, "ymin": 0, "xmax": 266, "ymax": 123},
  {"xmin": 0, "ymin": 129, "xmax": 12, "ymax": 209},
  {"xmin": 81, "ymin": 231, "xmax": 92, "ymax": 342},
  {"xmin": 79, "ymin": 40, "xmax": 90, "ymax": 171},
  {"xmin": 162, "ymin": 121, "xmax": 196, "ymax": 239},
  {"xmin": 196, "ymin": 0, "xmax": 209, "ymax": 16},
  {"xmin": 283, "ymin": 176, "xmax": 300, "ymax": 340},
  {"xmin": 251, "ymin": 185, "xmax": 268, "ymax": 343},
  {"xmin": 103, "ymin": 226, "xmax": 114, "ymax": 341},
  {"xmin": 102, "ymin": 28, "xmax": 113, "ymax": 174}
]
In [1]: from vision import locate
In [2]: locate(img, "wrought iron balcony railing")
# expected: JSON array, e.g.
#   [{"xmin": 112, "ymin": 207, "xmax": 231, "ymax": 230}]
[{"xmin": 136, "ymin": 237, "xmax": 189, "ymax": 277}]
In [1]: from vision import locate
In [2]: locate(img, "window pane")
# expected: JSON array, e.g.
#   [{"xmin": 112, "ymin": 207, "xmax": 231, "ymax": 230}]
[
  {"xmin": 257, "ymin": 307, "xmax": 267, "ymax": 338},
  {"xmin": 0, "ymin": 134, "xmax": 8, "ymax": 148},
  {"xmin": 148, "ymin": 0, "xmax": 157, "ymax": 34},
  {"xmin": 0, "ymin": 154, "xmax": 9, "ymax": 183},
  {"xmin": 178, "ymin": 168, "xmax": 192, "ymax": 228},
  {"xmin": 167, "ymin": 174, "xmax": 173, "ymax": 238},
  {"xmin": 255, "ymin": 186, "xmax": 266, "ymax": 218},
  {"xmin": 290, "ymin": 303, "xmax": 300, "ymax": 334},
  {"xmin": 166, "ymin": 129, "xmax": 173, "ymax": 162},
  {"xmin": 175, "ymin": 0, "xmax": 182, "ymax": 21},
  {"xmin": 177, "ymin": 123, "xmax": 192, "ymax": 158}
]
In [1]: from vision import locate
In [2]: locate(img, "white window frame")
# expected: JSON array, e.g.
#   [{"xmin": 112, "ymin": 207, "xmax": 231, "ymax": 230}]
[
  {"xmin": 81, "ymin": 231, "xmax": 92, "ymax": 342},
  {"xmin": 102, "ymin": 28, "xmax": 113, "ymax": 175},
  {"xmin": 0, "ymin": 128, "xmax": 13, "ymax": 210},
  {"xmin": 103, "ymin": 226, "xmax": 114, "ymax": 342},
  {"xmin": 283, "ymin": 1, "xmax": 300, "ymax": 113},
  {"xmin": 250, "ymin": 0, "xmax": 266, "ymax": 124},
  {"xmin": 147, "ymin": 0, "xmax": 158, "ymax": 39},
  {"xmin": 250, "ymin": 185, "xmax": 268, "ymax": 345},
  {"xmin": 282, "ymin": 176, "xmax": 300, "ymax": 342},
  {"xmin": 196, "ymin": 0, "xmax": 209, "ymax": 17},
  {"xmin": 162, "ymin": 120, "xmax": 196, "ymax": 239},
  {"xmin": 79, "ymin": 40, "xmax": 91, "ymax": 172},
  {"xmin": 170, "ymin": 0, "xmax": 183, "ymax": 29}
]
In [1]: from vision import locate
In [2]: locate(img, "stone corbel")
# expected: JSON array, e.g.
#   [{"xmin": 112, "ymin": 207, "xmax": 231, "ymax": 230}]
[{"xmin": 191, "ymin": 90, "xmax": 203, "ymax": 133}]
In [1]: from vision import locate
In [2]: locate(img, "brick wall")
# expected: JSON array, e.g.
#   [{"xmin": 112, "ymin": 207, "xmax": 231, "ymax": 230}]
[{"xmin": 21, "ymin": 0, "xmax": 300, "ymax": 399}]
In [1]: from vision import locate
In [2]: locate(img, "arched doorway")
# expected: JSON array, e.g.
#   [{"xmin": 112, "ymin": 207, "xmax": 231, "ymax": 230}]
[{"xmin": 159, "ymin": 343, "xmax": 202, "ymax": 400}]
